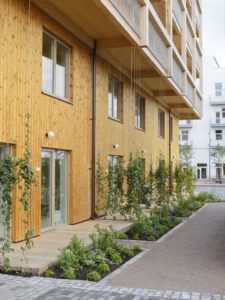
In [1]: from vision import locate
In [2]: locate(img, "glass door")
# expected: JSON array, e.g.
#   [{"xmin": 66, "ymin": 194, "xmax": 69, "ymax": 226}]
[{"xmin": 41, "ymin": 149, "xmax": 68, "ymax": 230}]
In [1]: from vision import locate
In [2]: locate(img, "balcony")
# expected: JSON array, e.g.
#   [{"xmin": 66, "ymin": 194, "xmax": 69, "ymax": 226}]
[
  {"xmin": 209, "ymin": 94, "xmax": 225, "ymax": 106},
  {"xmin": 195, "ymin": 1, "xmax": 201, "ymax": 29},
  {"xmin": 148, "ymin": 18, "xmax": 169, "ymax": 72},
  {"xmin": 172, "ymin": 0, "xmax": 183, "ymax": 29},
  {"xmin": 179, "ymin": 120, "xmax": 193, "ymax": 128},
  {"xmin": 186, "ymin": 23, "xmax": 193, "ymax": 52},
  {"xmin": 187, "ymin": 78, "xmax": 194, "ymax": 104},
  {"xmin": 195, "ymin": 92, "xmax": 202, "ymax": 115},
  {"xmin": 211, "ymin": 120, "xmax": 225, "ymax": 127},
  {"xmin": 196, "ymin": 46, "xmax": 201, "ymax": 70},
  {"xmin": 172, "ymin": 56, "xmax": 183, "ymax": 92},
  {"xmin": 109, "ymin": 0, "xmax": 141, "ymax": 36}
]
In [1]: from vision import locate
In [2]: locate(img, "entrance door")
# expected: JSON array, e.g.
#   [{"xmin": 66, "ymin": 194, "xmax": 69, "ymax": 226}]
[
  {"xmin": 41, "ymin": 149, "xmax": 68, "ymax": 230},
  {"xmin": 197, "ymin": 163, "xmax": 207, "ymax": 180}
]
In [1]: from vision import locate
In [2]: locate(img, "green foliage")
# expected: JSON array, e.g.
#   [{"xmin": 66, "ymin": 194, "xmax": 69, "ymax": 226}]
[
  {"xmin": 121, "ymin": 153, "xmax": 145, "ymax": 219},
  {"xmin": 0, "ymin": 152, "xmax": 17, "ymax": 271},
  {"xmin": 108, "ymin": 159, "xmax": 125, "ymax": 217},
  {"xmin": 179, "ymin": 144, "xmax": 194, "ymax": 166},
  {"xmin": 195, "ymin": 192, "xmax": 221, "ymax": 203},
  {"xmin": 127, "ymin": 207, "xmax": 180, "ymax": 241},
  {"xmin": 145, "ymin": 162, "xmax": 155, "ymax": 208},
  {"xmin": 133, "ymin": 243, "xmax": 141, "ymax": 251},
  {"xmin": 42, "ymin": 270, "xmax": 54, "ymax": 277},
  {"xmin": 97, "ymin": 262, "xmax": 110, "ymax": 273},
  {"xmin": 86, "ymin": 271, "xmax": 101, "ymax": 281},
  {"xmin": 62, "ymin": 267, "xmax": 76, "ymax": 280},
  {"xmin": 174, "ymin": 164, "xmax": 184, "ymax": 198},
  {"xmin": 114, "ymin": 232, "xmax": 128, "ymax": 240},
  {"xmin": 111, "ymin": 252, "xmax": 122, "ymax": 264},
  {"xmin": 120, "ymin": 246, "xmax": 134, "ymax": 257},
  {"xmin": 155, "ymin": 156, "xmax": 168, "ymax": 206},
  {"xmin": 96, "ymin": 155, "xmax": 107, "ymax": 213},
  {"xmin": 210, "ymin": 145, "xmax": 225, "ymax": 181},
  {"xmin": 0, "ymin": 113, "xmax": 36, "ymax": 271},
  {"xmin": 89, "ymin": 225, "xmax": 117, "ymax": 252},
  {"xmin": 184, "ymin": 165, "xmax": 195, "ymax": 196}
]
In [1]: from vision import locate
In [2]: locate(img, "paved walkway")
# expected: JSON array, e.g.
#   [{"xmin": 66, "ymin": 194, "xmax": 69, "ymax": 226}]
[
  {"xmin": 108, "ymin": 203, "xmax": 225, "ymax": 295},
  {"xmin": 6, "ymin": 219, "xmax": 132, "ymax": 274},
  {"xmin": 1, "ymin": 203, "xmax": 225, "ymax": 299}
]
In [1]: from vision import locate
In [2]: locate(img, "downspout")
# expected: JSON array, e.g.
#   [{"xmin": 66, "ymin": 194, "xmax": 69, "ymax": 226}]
[
  {"xmin": 168, "ymin": 109, "xmax": 172, "ymax": 194},
  {"xmin": 91, "ymin": 40, "xmax": 97, "ymax": 219}
]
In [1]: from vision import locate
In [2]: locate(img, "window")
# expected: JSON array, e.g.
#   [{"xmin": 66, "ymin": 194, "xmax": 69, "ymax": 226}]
[
  {"xmin": 216, "ymin": 112, "xmax": 221, "ymax": 124},
  {"xmin": 108, "ymin": 76, "xmax": 123, "ymax": 121},
  {"xmin": 222, "ymin": 108, "xmax": 225, "ymax": 118},
  {"xmin": 215, "ymin": 130, "xmax": 222, "ymax": 140},
  {"xmin": 215, "ymin": 82, "xmax": 222, "ymax": 97},
  {"xmin": 42, "ymin": 32, "xmax": 69, "ymax": 100},
  {"xmin": 158, "ymin": 110, "xmax": 165, "ymax": 138},
  {"xmin": 181, "ymin": 130, "xmax": 189, "ymax": 141},
  {"xmin": 169, "ymin": 117, "xmax": 173, "ymax": 142},
  {"xmin": 135, "ymin": 94, "xmax": 145, "ymax": 129}
]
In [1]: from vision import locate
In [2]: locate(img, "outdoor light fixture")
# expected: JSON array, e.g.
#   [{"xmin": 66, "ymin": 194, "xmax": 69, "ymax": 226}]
[
  {"xmin": 46, "ymin": 131, "xmax": 55, "ymax": 138},
  {"xmin": 35, "ymin": 167, "xmax": 41, "ymax": 172},
  {"xmin": 113, "ymin": 144, "xmax": 120, "ymax": 149}
]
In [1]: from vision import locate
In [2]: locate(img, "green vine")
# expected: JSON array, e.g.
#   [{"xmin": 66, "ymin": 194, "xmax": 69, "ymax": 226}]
[
  {"xmin": 108, "ymin": 158, "xmax": 124, "ymax": 217},
  {"xmin": 155, "ymin": 155, "xmax": 168, "ymax": 206},
  {"xmin": 16, "ymin": 113, "xmax": 36, "ymax": 266},
  {"xmin": 174, "ymin": 164, "xmax": 184, "ymax": 199},
  {"xmin": 0, "ymin": 151, "xmax": 17, "ymax": 271},
  {"xmin": 96, "ymin": 155, "xmax": 107, "ymax": 214},
  {"xmin": 145, "ymin": 162, "xmax": 155, "ymax": 208}
]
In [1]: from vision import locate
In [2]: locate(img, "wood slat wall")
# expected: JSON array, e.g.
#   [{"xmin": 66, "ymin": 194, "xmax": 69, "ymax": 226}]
[{"xmin": 0, "ymin": 0, "xmax": 179, "ymax": 242}]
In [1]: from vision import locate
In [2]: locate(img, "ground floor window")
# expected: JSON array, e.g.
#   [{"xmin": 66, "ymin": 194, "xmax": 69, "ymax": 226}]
[
  {"xmin": 197, "ymin": 163, "xmax": 207, "ymax": 179},
  {"xmin": 41, "ymin": 149, "xmax": 68, "ymax": 230}
]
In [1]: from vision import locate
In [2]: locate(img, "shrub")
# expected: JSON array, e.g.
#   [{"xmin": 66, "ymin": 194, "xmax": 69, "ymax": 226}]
[
  {"xmin": 111, "ymin": 252, "xmax": 122, "ymax": 265},
  {"xmin": 86, "ymin": 271, "xmax": 101, "ymax": 282},
  {"xmin": 120, "ymin": 246, "xmax": 134, "ymax": 257},
  {"xmin": 42, "ymin": 270, "xmax": 54, "ymax": 277},
  {"xmin": 94, "ymin": 254, "xmax": 105, "ymax": 265},
  {"xmin": 115, "ymin": 232, "xmax": 128, "ymax": 240},
  {"xmin": 98, "ymin": 262, "xmax": 110, "ymax": 273},
  {"xmin": 89, "ymin": 225, "xmax": 117, "ymax": 252},
  {"xmin": 61, "ymin": 267, "xmax": 76, "ymax": 280},
  {"xmin": 133, "ymin": 244, "xmax": 141, "ymax": 251}
]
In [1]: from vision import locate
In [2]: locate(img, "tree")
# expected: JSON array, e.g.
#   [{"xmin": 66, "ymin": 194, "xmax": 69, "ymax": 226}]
[
  {"xmin": 210, "ymin": 144, "xmax": 225, "ymax": 182},
  {"xmin": 179, "ymin": 143, "xmax": 194, "ymax": 166}
]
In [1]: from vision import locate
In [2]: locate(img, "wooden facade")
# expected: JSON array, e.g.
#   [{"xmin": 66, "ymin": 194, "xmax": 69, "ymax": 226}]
[{"xmin": 0, "ymin": 0, "xmax": 200, "ymax": 242}]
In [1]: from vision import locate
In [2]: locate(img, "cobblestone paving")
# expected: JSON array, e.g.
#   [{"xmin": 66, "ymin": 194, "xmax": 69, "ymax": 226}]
[{"xmin": 0, "ymin": 275, "xmax": 225, "ymax": 300}]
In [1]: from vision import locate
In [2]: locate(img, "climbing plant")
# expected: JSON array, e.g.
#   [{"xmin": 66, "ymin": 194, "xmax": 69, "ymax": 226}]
[
  {"xmin": 121, "ymin": 153, "xmax": 144, "ymax": 220},
  {"xmin": 174, "ymin": 164, "xmax": 184, "ymax": 199},
  {"xmin": 145, "ymin": 162, "xmax": 155, "ymax": 208},
  {"xmin": 155, "ymin": 155, "xmax": 168, "ymax": 206},
  {"xmin": 16, "ymin": 113, "xmax": 36, "ymax": 265},
  {"xmin": 0, "ymin": 152, "xmax": 17, "ymax": 271},
  {"xmin": 96, "ymin": 155, "xmax": 107, "ymax": 214},
  {"xmin": 108, "ymin": 158, "xmax": 125, "ymax": 217}
]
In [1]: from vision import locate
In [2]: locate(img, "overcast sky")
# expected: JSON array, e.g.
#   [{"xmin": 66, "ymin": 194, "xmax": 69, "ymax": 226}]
[{"xmin": 203, "ymin": 0, "xmax": 225, "ymax": 67}]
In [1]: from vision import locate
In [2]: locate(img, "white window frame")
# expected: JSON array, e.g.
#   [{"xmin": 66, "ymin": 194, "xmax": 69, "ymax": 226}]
[
  {"xmin": 135, "ymin": 94, "xmax": 145, "ymax": 130},
  {"xmin": 215, "ymin": 82, "xmax": 222, "ymax": 97},
  {"xmin": 216, "ymin": 111, "xmax": 221, "ymax": 124},
  {"xmin": 181, "ymin": 130, "xmax": 189, "ymax": 141},
  {"xmin": 158, "ymin": 110, "xmax": 165, "ymax": 138},
  {"xmin": 108, "ymin": 75, "xmax": 123, "ymax": 121},
  {"xmin": 215, "ymin": 130, "xmax": 223, "ymax": 140},
  {"xmin": 42, "ymin": 31, "xmax": 70, "ymax": 101}
]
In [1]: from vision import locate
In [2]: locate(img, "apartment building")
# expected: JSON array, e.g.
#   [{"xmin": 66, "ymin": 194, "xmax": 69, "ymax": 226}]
[
  {"xmin": 0, "ymin": 0, "xmax": 202, "ymax": 242},
  {"xmin": 179, "ymin": 62, "xmax": 225, "ymax": 181}
]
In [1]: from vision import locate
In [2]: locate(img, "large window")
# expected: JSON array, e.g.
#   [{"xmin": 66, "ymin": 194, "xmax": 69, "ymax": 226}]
[
  {"xmin": 158, "ymin": 110, "xmax": 165, "ymax": 138},
  {"xmin": 108, "ymin": 76, "xmax": 123, "ymax": 121},
  {"xmin": 215, "ymin": 82, "xmax": 222, "ymax": 97},
  {"xmin": 216, "ymin": 112, "xmax": 221, "ymax": 124},
  {"xmin": 197, "ymin": 163, "xmax": 207, "ymax": 180},
  {"xmin": 42, "ymin": 32, "xmax": 70, "ymax": 100},
  {"xmin": 135, "ymin": 94, "xmax": 145, "ymax": 130},
  {"xmin": 215, "ymin": 130, "xmax": 222, "ymax": 140},
  {"xmin": 181, "ymin": 130, "xmax": 189, "ymax": 141}
]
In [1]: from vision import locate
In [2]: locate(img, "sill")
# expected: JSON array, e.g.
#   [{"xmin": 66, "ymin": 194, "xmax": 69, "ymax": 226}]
[
  {"xmin": 135, "ymin": 126, "xmax": 145, "ymax": 132},
  {"xmin": 108, "ymin": 116, "xmax": 123, "ymax": 124},
  {"xmin": 42, "ymin": 91, "xmax": 73, "ymax": 105}
]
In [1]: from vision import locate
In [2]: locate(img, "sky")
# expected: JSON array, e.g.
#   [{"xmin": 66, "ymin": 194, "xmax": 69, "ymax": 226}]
[{"xmin": 203, "ymin": 0, "xmax": 225, "ymax": 68}]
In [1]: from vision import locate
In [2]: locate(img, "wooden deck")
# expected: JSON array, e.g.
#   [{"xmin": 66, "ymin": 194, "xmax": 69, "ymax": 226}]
[{"xmin": 6, "ymin": 219, "xmax": 132, "ymax": 275}]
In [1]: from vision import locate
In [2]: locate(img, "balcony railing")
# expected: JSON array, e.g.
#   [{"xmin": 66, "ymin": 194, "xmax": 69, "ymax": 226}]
[
  {"xmin": 172, "ymin": 0, "xmax": 183, "ymax": 29},
  {"xmin": 110, "ymin": 0, "xmax": 141, "ymax": 35},
  {"xmin": 187, "ymin": 78, "xmax": 193, "ymax": 103},
  {"xmin": 195, "ymin": 92, "xmax": 202, "ymax": 115},
  {"xmin": 195, "ymin": 2, "xmax": 201, "ymax": 28},
  {"xmin": 186, "ymin": 24, "xmax": 193, "ymax": 52},
  {"xmin": 196, "ymin": 47, "xmax": 201, "ymax": 69},
  {"xmin": 172, "ymin": 57, "xmax": 183, "ymax": 91},
  {"xmin": 148, "ymin": 19, "xmax": 168, "ymax": 71}
]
